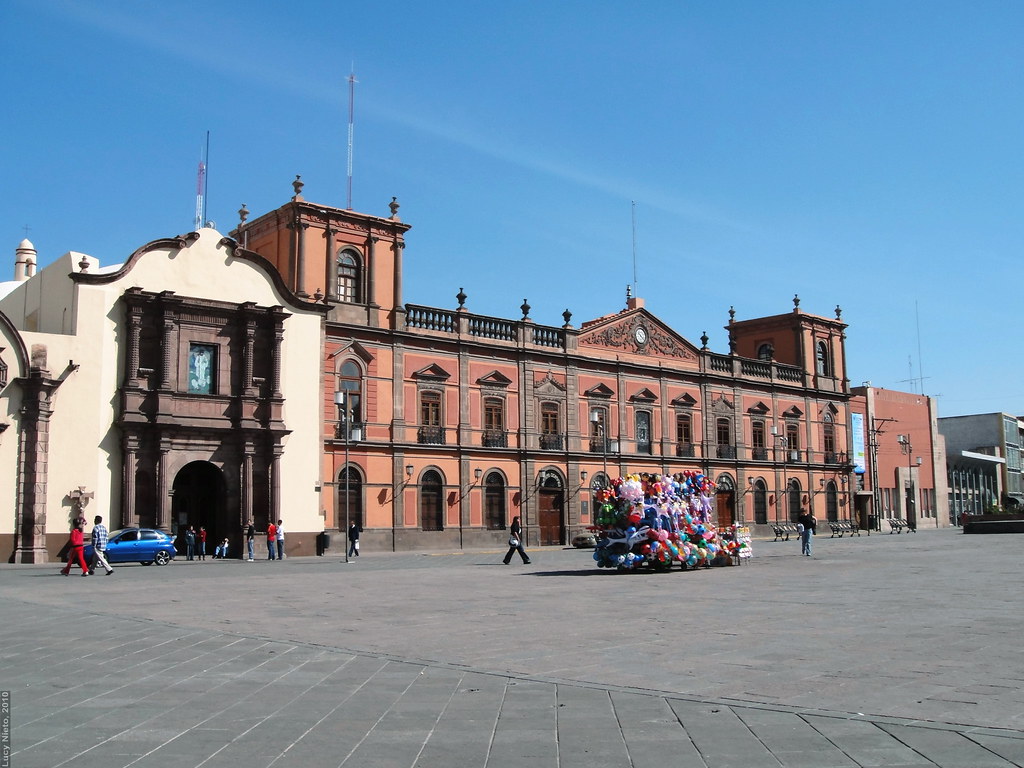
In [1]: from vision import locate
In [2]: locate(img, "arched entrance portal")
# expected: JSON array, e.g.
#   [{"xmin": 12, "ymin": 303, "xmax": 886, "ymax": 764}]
[
  {"xmin": 715, "ymin": 474, "xmax": 736, "ymax": 527},
  {"xmin": 171, "ymin": 462, "xmax": 229, "ymax": 556},
  {"xmin": 537, "ymin": 470, "xmax": 565, "ymax": 546}
]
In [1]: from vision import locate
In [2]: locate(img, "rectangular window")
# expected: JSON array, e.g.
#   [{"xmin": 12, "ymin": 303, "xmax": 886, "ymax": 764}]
[
  {"xmin": 676, "ymin": 414, "xmax": 692, "ymax": 445},
  {"xmin": 187, "ymin": 344, "xmax": 216, "ymax": 394},
  {"xmin": 484, "ymin": 398, "xmax": 504, "ymax": 431},
  {"xmin": 541, "ymin": 403, "xmax": 559, "ymax": 434},
  {"xmin": 420, "ymin": 392, "xmax": 441, "ymax": 426}
]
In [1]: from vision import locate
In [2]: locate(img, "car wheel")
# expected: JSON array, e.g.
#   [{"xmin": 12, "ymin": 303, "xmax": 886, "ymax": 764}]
[{"xmin": 154, "ymin": 550, "xmax": 170, "ymax": 566}]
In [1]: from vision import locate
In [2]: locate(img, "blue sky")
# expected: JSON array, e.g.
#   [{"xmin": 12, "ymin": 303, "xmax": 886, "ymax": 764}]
[{"xmin": 4, "ymin": 0, "xmax": 1022, "ymax": 417}]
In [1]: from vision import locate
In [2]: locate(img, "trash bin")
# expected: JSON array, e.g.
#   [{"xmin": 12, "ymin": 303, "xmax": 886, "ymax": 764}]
[
  {"xmin": 868, "ymin": 514, "xmax": 876, "ymax": 532},
  {"xmin": 316, "ymin": 531, "xmax": 330, "ymax": 556}
]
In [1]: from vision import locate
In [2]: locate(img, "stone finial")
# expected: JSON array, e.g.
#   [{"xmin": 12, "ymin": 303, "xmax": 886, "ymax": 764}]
[
  {"xmin": 239, "ymin": 204, "xmax": 249, "ymax": 225},
  {"xmin": 389, "ymin": 197, "xmax": 400, "ymax": 220},
  {"xmin": 314, "ymin": 288, "xmax": 324, "ymax": 301},
  {"xmin": 728, "ymin": 305, "xmax": 735, "ymax": 323},
  {"xmin": 793, "ymin": 294, "xmax": 801, "ymax": 311},
  {"xmin": 835, "ymin": 304, "xmax": 842, "ymax": 320},
  {"xmin": 700, "ymin": 331, "xmax": 709, "ymax": 350},
  {"xmin": 520, "ymin": 299, "xmax": 531, "ymax": 320},
  {"xmin": 78, "ymin": 254, "xmax": 90, "ymax": 272},
  {"xmin": 456, "ymin": 287, "xmax": 467, "ymax": 310},
  {"xmin": 292, "ymin": 175, "xmax": 304, "ymax": 200},
  {"xmin": 562, "ymin": 308, "xmax": 572, "ymax": 328}
]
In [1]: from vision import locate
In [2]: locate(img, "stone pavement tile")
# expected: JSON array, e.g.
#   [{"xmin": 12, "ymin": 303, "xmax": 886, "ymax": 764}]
[
  {"xmin": 877, "ymin": 723, "xmax": 1018, "ymax": 767},
  {"xmin": 667, "ymin": 700, "xmax": 782, "ymax": 768},
  {"xmin": 732, "ymin": 708, "xmax": 858, "ymax": 768},
  {"xmin": 969, "ymin": 733, "xmax": 1024, "ymax": 766},
  {"xmin": 804, "ymin": 715, "xmax": 938, "ymax": 767}
]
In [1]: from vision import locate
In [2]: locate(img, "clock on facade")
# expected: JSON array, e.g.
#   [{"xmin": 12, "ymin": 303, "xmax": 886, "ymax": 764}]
[{"xmin": 634, "ymin": 326, "xmax": 648, "ymax": 345}]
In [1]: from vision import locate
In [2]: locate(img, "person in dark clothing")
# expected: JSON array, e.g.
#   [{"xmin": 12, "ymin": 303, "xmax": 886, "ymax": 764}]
[
  {"xmin": 503, "ymin": 516, "xmax": 531, "ymax": 565},
  {"xmin": 797, "ymin": 508, "xmax": 816, "ymax": 556},
  {"xmin": 348, "ymin": 523, "xmax": 361, "ymax": 557}
]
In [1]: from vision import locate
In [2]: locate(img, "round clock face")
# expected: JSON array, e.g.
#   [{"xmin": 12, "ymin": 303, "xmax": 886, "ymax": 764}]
[{"xmin": 634, "ymin": 326, "xmax": 648, "ymax": 345}]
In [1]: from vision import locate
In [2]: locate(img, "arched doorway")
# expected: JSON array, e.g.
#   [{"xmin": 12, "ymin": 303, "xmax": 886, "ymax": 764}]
[
  {"xmin": 537, "ymin": 470, "xmax": 565, "ymax": 546},
  {"xmin": 171, "ymin": 462, "xmax": 229, "ymax": 556},
  {"xmin": 337, "ymin": 465, "xmax": 363, "ymax": 532},
  {"xmin": 715, "ymin": 474, "xmax": 736, "ymax": 527}
]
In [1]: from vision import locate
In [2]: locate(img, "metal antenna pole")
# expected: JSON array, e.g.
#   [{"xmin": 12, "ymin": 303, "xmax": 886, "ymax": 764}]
[{"xmin": 347, "ymin": 70, "xmax": 357, "ymax": 210}]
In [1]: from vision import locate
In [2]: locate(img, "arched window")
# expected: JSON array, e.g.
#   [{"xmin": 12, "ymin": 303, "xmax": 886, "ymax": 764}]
[
  {"xmin": 753, "ymin": 479, "xmax": 768, "ymax": 525},
  {"xmin": 788, "ymin": 479, "xmax": 802, "ymax": 523},
  {"xmin": 757, "ymin": 343, "xmax": 774, "ymax": 361},
  {"xmin": 590, "ymin": 472, "xmax": 610, "ymax": 491},
  {"xmin": 337, "ymin": 466, "xmax": 363, "ymax": 530},
  {"xmin": 420, "ymin": 470, "xmax": 444, "ymax": 531},
  {"xmin": 336, "ymin": 249, "xmax": 362, "ymax": 303},
  {"xmin": 825, "ymin": 480, "xmax": 838, "ymax": 522},
  {"xmin": 484, "ymin": 472, "xmax": 505, "ymax": 530},
  {"xmin": 816, "ymin": 340, "xmax": 831, "ymax": 377}
]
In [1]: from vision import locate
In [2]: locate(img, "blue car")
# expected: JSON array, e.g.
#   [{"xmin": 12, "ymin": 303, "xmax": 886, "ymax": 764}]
[{"xmin": 84, "ymin": 528, "xmax": 177, "ymax": 566}]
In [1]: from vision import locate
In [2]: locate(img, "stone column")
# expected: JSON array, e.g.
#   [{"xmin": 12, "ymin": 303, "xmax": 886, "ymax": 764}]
[{"xmin": 12, "ymin": 365, "xmax": 57, "ymax": 563}]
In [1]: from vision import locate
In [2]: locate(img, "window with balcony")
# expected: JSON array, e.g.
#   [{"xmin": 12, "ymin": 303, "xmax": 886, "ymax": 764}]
[
  {"xmin": 635, "ymin": 411, "xmax": 652, "ymax": 454},
  {"xmin": 418, "ymin": 391, "xmax": 445, "ymax": 444},
  {"xmin": 540, "ymin": 402, "xmax": 562, "ymax": 450},
  {"xmin": 823, "ymin": 415, "xmax": 837, "ymax": 463},
  {"xmin": 716, "ymin": 418, "xmax": 735, "ymax": 459},
  {"xmin": 786, "ymin": 423, "xmax": 800, "ymax": 462},
  {"xmin": 482, "ymin": 397, "xmax": 506, "ymax": 447},
  {"xmin": 336, "ymin": 360, "xmax": 363, "ymax": 439},
  {"xmin": 484, "ymin": 472, "xmax": 505, "ymax": 529},
  {"xmin": 676, "ymin": 413, "xmax": 694, "ymax": 457},
  {"xmin": 752, "ymin": 421, "xmax": 767, "ymax": 460},
  {"xmin": 590, "ymin": 406, "xmax": 609, "ymax": 453}
]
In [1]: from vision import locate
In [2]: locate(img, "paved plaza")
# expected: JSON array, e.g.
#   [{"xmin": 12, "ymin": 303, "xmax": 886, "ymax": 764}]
[{"xmin": 3, "ymin": 527, "xmax": 1024, "ymax": 767}]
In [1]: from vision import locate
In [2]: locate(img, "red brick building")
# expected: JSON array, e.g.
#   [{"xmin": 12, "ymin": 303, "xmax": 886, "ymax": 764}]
[
  {"xmin": 848, "ymin": 387, "xmax": 949, "ymax": 531},
  {"xmin": 236, "ymin": 186, "xmax": 863, "ymax": 550}
]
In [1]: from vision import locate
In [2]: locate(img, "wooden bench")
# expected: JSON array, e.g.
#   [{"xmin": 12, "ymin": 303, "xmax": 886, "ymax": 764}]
[
  {"xmin": 898, "ymin": 518, "xmax": 916, "ymax": 532},
  {"xmin": 888, "ymin": 518, "xmax": 904, "ymax": 534},
  {"xmin": 829, "ymin": 519, "xmax": 851, "ymax": 537}
]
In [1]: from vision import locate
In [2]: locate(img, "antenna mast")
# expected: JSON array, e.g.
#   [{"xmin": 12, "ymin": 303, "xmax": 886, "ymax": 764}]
[
  {"xmin": 631, "ymin": 200, "xmax": 638, "ymax": 294},
  {"xmin": 347, "ymin": 69, "xmax": 357, "ymax": 210},
  {"xmin": 194, "ymin": 131, "xmax": 209, "ymax": 230}
]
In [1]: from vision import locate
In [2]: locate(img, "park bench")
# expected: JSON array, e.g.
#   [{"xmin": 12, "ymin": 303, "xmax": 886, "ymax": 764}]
[
  {"xmin": 829, "ymin": 519, "xmax": 852, "ymax": 537},
  {"xmin": 771, "ymin": 523, "xmax": 800, "ymax": 541},
  {"xmin": 888, "ymin": 518, "xmax": 904, "ymax": 533},
  {"xmin": 844, "ymin": 518, "xmax": 861, "ymax": 536},
  {"xmin": 898, "ymin": 518, "xmax": 916, "ymax": 532}
]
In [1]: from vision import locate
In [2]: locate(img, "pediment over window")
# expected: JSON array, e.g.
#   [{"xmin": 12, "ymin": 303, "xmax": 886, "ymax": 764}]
[
  {"xmin": 819, "ymin": 402, "xmax": 839, "ymax": 417},
  {"xmin": 630, "ymin": 388, "xmax": 658, "ymax": 403},
  {"xmin": 333, "ymin": 340, "xmax": 374, "ymax": 366},
  {"xmin": 477, "ymin": 370, "xmax": 512, "ymax": 387},
  {"xmin": 747, "ymin": 401, "xmax": 771, "ymax": 416},
  {"xmin": 671, "ymin": 392, "xmax": 697, "ymax": 407},
  {"xmin": 712, "ymin": 395, "xmax": 733, "ymax": 412},
  {"xmin": 534, "ymin": 372, "xmax": 566, "ymax": 395},
  {"xmin": 584, "ymin": 383, "xmax": 615, "ymax": 398},
  {"xmin": 782, "ymin": 405, "xmax": 804, "ymax": 418},
  {"xmin": 413, "ymin": 363, "xmax": 451, "ymax": 381}
]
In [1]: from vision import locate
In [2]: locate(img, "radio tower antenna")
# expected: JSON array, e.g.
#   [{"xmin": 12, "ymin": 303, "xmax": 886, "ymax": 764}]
[
  {"xmin": 194, "ymin": 131, "xmax": 209, "ymax": 230},
  {"xmin": 346, "ymin": 68, "xmax": 357, "ymax": 210}
]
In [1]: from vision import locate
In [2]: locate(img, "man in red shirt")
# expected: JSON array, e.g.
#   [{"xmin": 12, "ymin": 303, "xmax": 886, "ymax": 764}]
[
  {"xmin": 61, "ymin": 518, "xmax": 90, "ymax": 576},
  {"xmin": 266, "ymin": 522, "xmax": 277, "ymax": 560}
]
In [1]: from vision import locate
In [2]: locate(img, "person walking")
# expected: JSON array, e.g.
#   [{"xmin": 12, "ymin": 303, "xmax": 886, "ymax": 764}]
[
  {"xmin": 60, "ymin": 518, "xmax": 90, "ymax": 577},
  {"xmin": 266, "ymin": 520, "xmax": 277, "ymax": 560},
  {"xmin": 348, "ymin": 522, "xmax": 360, "ymax": 557},
  {"xmin": 275, "ymin": 520, "xmax": 285, "ymax": 560},
  {"xmin": 197, "ymin": 526, "xmax": 207, "ymax": 560},
  {"xmin": 184, "ymin": 526, "xmax": 196, "ymax": 561},
  {"xmin": 503, "ymin": 516, "xmax": 531, "ymax": 565},
  {"xmin": 798, "ymin": 508, "xmax": 816, "ymax": 556},
  {"xmin": 246, "ymin": 520, "xmax": 255, "ymax": 562},
  {"xmin": 88, "ymin": 515, "xmax": 114, "ymax": 575}
]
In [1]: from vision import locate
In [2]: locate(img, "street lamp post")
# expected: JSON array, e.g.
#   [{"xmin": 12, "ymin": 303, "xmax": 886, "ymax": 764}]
[
  {"xmin": 897, "ymin": 434, "xmax": 921, "ymax": 531},
  {"xmin": 591, "ymin": 411, "xmax": 607, "ymax": 487},
  {"xmin": 335, "ymin": 391, "xmax": 353, "ymax": 563}
]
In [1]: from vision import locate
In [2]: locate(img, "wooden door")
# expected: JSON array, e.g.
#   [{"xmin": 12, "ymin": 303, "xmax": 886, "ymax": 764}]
[
  {"xmin": 716, "ymin": 490, "xmax": 735, "ymax": 527},
  {"xmin": 538, "ymin": 490, "xmax": 564, "ymax": 546}
]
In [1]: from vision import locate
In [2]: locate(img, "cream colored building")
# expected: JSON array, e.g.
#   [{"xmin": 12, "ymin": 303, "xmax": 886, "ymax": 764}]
[{"xmin": 0, "ymin": 230, "xmax": 327, "ymax": 562}]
